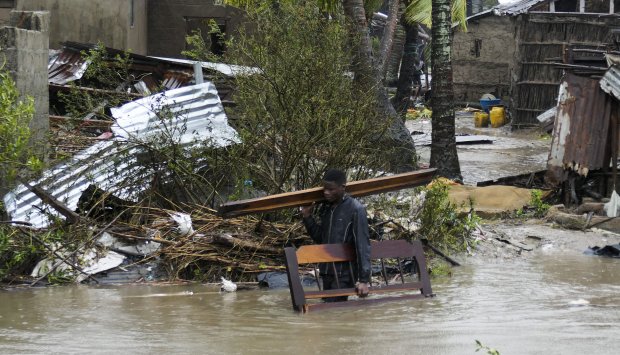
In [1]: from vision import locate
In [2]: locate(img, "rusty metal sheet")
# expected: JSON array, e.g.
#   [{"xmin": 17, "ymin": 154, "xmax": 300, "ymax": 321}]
[
  {"xmin": 547, "ymin": 73, "xmax": 613, "ymax": 184},
  {"xmin": 600, "ymin": 65, "xmax": 620, "ymax": 101},
  {"xmin": 48, "ymin": 49, "xmax": 89, "ymax": 85}
]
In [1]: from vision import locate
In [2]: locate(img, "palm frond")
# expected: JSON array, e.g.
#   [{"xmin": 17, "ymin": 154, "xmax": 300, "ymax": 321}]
[{"xmin": 404, "ymin": 0, "xmax": 467, "ymax": 31}]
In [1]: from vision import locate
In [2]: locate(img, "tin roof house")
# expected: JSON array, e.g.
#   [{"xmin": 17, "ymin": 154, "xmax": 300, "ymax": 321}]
[{"xmin": 452, "ymin": 0, "xmax": 620, "ymax": 127}]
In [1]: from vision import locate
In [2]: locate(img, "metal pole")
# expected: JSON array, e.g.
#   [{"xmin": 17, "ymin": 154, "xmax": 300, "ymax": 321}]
[{"xmin": 193, "ymin": 62, "xmax": 204, "ymax": 84}]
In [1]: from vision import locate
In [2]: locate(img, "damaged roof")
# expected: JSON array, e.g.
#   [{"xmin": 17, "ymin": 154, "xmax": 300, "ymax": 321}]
[
  {"xmin": 494, "ymin": 0, "xmax": 548, "ymax": 16},
  {"xmin": 4, "ymin": 83, "xmax": 239, "ymax": 228}
]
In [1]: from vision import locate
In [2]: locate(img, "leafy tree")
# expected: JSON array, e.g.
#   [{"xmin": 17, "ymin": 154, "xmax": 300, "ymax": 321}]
[
  {"xmin": 403, "ymin": 0, "xmax": 466, "ymax": 180},
  {"xmin": 214, "ymin": 3, "xmax": 393, "ymax": 193},
  {"xmin": 222, "ymin": 0, "xmax": 418, "ymax": 172},
  {"xmin": 0, "ymin": 68, "xmax": 39, "ymax": 197}
]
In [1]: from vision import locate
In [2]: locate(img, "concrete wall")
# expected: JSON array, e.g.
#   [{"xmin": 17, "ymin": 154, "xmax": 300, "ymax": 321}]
[
  {"xmin": 15, "ymin": 0, "xmax": 147, "ymax": 54},
  {"xmin": 0, "ymin": 11, "xmax": 49, "ymax": 196},
  {"xmin": 0, "ymin": 8, "xmax": 11, "ymax": 26},
  {"xmin": 147, "ymin": 0, "xmax": 245, "ymax": 58},
  {"xmin": 452, "ymin": 16, "xmax": 516, "ymax": 103}
]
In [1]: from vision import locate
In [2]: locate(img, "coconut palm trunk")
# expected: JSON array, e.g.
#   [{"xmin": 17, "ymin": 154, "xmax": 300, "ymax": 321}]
[
  {"xmin": 430, "ymin": 0, "xmax": 461, "ymax": 180},
  {"xmin": 343, "ymin": 0, "xmax": 417, "ymax": 172},
  {"xmin": 378, "ymin": 0, "xmax": 401, "ymax": 78},
  {"xmin": 392, "ymin": 14, "xmax": 420, "ymax": 119}
]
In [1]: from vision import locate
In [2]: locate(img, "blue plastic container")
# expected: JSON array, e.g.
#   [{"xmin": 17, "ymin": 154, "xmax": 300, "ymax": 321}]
[{"xmin": 479, "ymin": 98, "xmax": 501, "ymax": 113}]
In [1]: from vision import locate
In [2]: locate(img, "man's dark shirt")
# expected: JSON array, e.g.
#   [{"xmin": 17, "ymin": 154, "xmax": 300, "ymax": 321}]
[{"xmin": 302, "ymin": 195, "xmax": 371, "ymax": 283}]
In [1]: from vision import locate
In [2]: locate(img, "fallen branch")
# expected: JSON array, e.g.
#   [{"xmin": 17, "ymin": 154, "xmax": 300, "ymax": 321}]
[
  {"xmin": 19, "ymin": 180, "xmax": 81, "ymax": 224},
  {"xmin": 420, "ymin": 239, "xmax": 461, "ymax": 266}
]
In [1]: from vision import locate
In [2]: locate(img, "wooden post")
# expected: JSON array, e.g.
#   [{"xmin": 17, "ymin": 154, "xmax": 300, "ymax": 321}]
[
  {"xmin": 411, "ymin": 240, "xmax": 433, "ymax": 296},
  {"xmin": 284, "ymin": 247, "xmax": 306, "ymax": 312}
]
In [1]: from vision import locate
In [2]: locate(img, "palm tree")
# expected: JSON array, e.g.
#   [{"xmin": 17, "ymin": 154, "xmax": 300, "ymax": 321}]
[
  {"xmin": 403, "ymin": 0, "xmax": 466, "ymax": 180},
  {"xmin": 429, "ymin": 0, "xmax": 464, "ymax": 180}
]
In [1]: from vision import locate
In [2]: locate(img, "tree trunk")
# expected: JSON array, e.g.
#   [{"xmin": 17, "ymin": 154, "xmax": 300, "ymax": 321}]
[
  {"xmin": 430, "ymin": 0, "xmax": 462, "ymax": 180},
  {"xmin": 392, "ymin": 16, "xmax": 420, "ymax": 119},
  {"xmin": 343, "ymin": 0, "xmax": 417, "ymax": 172},
  {"xmin": 378, "ymin": 0, "xmax": 400, "ymax": 79}
]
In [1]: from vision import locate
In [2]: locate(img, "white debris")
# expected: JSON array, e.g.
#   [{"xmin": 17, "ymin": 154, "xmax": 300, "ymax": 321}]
[
  {"xmin": 170, "ymin": 212, "xmax": 195, "ymax": 236},
  {"xmin": 568, "ymin": 299, "xmax": 590, "ymax": 306},
  {"xmin": 603, "ymin": 191, "xmax": 620, "ymax": 217},
  {"xmin": 31, "ymin": 248, "xmax": 125, "ymax": 283},
  {"xmin": 220, "ymin": 277, "xmax": 237, "ymax": 292}
]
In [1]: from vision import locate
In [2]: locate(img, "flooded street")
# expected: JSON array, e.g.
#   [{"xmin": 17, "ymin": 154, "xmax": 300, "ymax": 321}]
[
  {"xmin": 409, "ymin": 113, "xmax": 551, "ymax": 185},
  {"xmin": 1, "ymin": 248, "xmax": 618, "ymax": 355}
]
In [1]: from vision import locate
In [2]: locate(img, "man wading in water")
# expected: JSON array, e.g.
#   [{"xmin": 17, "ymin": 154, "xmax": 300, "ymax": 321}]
[{"xmin": 300, "ymin": 169, "xmax": 371, "ymax": 302}]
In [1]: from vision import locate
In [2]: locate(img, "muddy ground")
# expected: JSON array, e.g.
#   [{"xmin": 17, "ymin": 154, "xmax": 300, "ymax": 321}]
[{"xmin": 407, "ymin": 111, "xmax": 620, "ymax": 263}]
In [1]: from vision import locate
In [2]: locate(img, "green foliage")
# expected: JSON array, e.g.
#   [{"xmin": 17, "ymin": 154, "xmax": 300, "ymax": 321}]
[
  {"xmin": 475, "ymin": 340, "xmax": 501, "ymax": 355},
  {"xmin": 530, "ymin": 189, "xmax": 550, "ymax": 218},
  {"xmin": 0, "ymin": 68, "xmax": 38, "ymax": 185},
  {"xmin": 213, "ymin": 3, "xmax": 393, "ymax": 193},
  {"xmin": 418, "ymin": 180, "xmax": 479, "ymax": 253},
  {"xmin": 182, "ymin": 19, "xmax": 225, "ymax": 62},
  {"xmin": 59, "ymin": 42, "xmax": 137, "ymax": 120},
  {"xmin": 406, "ymin": 0, "xmax": 468, "ymax": 31}
]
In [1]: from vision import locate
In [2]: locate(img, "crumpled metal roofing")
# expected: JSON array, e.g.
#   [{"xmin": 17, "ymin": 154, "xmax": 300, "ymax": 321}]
[
  {"xmin": 547, "ymin": 73, "xmax": 613, "ymax": 183},
  {"xmin": 149, "ymin": 56, "xmax": 259, "ymax": 77},
  {"xmin": 48, "ymin": 43, "xmax": 194, "ymax": 91},
  {"xmin": 48, "ymin": 49, "xmax": 89, "ymax": 85},
  {"xmin": 494, "ymin": 0, "xmax": 547, "ymax": 16},
  {"xmin": 600, "ymin": 65, "xmax": 620, "ymax": 101},
  {"xmin": 3, "ymin": 82, "xmax": 239, "ymax": 228}
]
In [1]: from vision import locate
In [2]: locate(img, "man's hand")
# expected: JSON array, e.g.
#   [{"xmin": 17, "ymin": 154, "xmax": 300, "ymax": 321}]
[
  {"xmin": 355, "ymin": 282, "xmax": 369, "ymax": 298},
  {"xmin": 300, "ymin": 204, "xmax": 314, "ymax": 218}
]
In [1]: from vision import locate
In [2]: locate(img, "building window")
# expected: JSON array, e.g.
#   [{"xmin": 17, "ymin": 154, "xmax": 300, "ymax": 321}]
[
  {"xmin": 185, "ymin": 17, "xmax": 228, "ymax": 57},
  {"xmin": 554, "ymin": 0, "xmax": 579, "ymax": 11},
  {"xmin": 585, "ymin": 0, "xmax": 610, "ymax": 12}
]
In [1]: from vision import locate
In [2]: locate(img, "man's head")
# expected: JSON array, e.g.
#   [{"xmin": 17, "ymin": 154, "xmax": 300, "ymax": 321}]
[{"xmin": 322, "ymin": 169, "xmax": 346, "ymax": 203}]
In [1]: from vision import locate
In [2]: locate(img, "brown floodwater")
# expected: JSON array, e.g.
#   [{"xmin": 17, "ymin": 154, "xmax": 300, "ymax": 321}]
[{"xmin": 1, "ymin": 250, "xmax": 618, "ymax": 355}]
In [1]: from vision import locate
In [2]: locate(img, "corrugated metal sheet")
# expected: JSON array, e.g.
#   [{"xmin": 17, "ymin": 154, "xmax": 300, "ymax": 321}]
[
  {"xmin": 600, "ymin": 65, "xmax": 620, "ymax": 101},
  {"xmin": 48, "ymin": 49, "xmax": 89, "ymax": 85},
  {"xmin": 3, "ymin": 83, "xmax": 239, "ymax": 228},
  {"xmin": 494, "ymin": 0, "xmax": 547, "ymax": 16},
  {"xmin": 149, "ymin": 56, "xmax": 259, "ymax": 77},
  {"xmin": 547, "ymin": 73, "xmax": 613, "ymax": 184},
  {"xmin": 49, "ymin": 43, "xmax": 194, "ymax": 90}
]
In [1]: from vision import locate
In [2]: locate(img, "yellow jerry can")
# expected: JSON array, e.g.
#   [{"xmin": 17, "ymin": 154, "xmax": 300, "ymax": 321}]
[
  {"xmin": 474, "ymin": 112, "xmax": 489, "ymax": 127},
  {"xmin": 490, "ymin": 106, "xmax": 505, "ymax": 128}
]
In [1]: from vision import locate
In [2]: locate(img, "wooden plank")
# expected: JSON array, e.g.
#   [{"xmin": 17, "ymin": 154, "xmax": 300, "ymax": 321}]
[
  {"xmin": 296, "ymin": 244, "xmax": 355, "ymax": 264},
  {"xmin": 217, "ymin": 169, "xmax": 436, "ymax": 218},
  {"xmin": 370, "ymin": 240, "xmax": 416, "ymax": 259},
  {"xmin": 297, "ymin": 240, "xmax": 420, "ymax": 264},
  {"xmin": 284, "ymin": 247, "xmax": 306, "ymax": 311},
  {"xmin": 304, "ymin": 282, "xmax": 423, "ymax": 299}
]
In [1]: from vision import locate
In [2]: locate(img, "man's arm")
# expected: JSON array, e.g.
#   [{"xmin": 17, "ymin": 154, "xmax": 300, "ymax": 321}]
[
  {"xmin": 301, "ymin": 205, "xmax": 322, "ymax": 244},
  {"xmin": 353, "ymin": 206, "xmax": 371, "ymax": 296}
]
